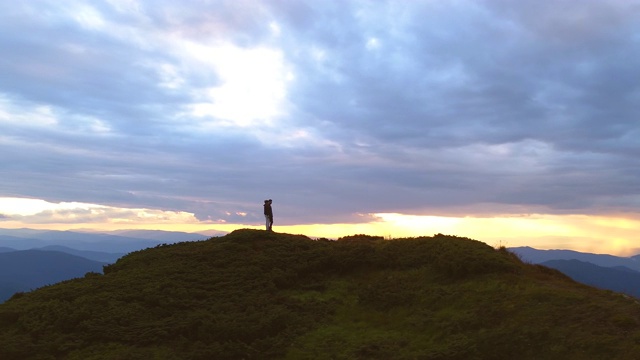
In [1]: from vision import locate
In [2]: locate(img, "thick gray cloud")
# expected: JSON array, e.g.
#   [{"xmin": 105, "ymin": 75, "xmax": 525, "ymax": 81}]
[{"xmin": 1, "ymin": 0, "xmax": 640, "ymax": 226}]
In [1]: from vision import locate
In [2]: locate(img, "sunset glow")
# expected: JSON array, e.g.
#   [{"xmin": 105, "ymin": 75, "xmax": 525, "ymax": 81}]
[{"xmin": 0, "ymin": 196, "xmax": 637, "ymax": 255}]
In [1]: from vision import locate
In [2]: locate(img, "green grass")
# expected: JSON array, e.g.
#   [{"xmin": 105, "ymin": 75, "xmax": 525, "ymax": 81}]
[{"xmin": 1, "ymin": 229, "xmax": 640, "ymax": 359}]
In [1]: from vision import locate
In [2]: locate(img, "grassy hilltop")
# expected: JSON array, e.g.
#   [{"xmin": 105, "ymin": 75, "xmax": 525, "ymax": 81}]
[{"xmin": 1, "ymin": 229, "xmax": 640, "ymax": 359}]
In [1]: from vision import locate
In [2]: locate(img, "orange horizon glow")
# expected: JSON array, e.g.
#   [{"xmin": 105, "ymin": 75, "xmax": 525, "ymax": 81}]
[{"xmin": 1, "ymin": 211, "xmax": 639, "ymax": 256}]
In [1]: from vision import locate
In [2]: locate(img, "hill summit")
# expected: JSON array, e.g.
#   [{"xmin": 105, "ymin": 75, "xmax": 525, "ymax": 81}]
[{"xmin": 1, "ymin": 229, "xmax": 640, "ymax": 359}]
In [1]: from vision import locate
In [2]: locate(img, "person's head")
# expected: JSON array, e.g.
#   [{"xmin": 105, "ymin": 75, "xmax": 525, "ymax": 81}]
[
  {"xmin": 264, "ymin": 199, "xmax": 269, "ymax": 204},
  {"xmin": 268, "ymin": 199, "xmax": 272, "ymax": 203}
]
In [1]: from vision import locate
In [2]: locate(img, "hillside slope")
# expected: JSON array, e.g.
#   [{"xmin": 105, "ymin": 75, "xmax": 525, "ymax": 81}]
[{"xmin": 1, "ymin": 230, "xmax": 640, "ymax": 359}]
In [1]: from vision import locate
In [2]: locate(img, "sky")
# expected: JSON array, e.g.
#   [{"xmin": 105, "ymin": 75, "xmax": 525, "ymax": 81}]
[{"xmin": 1, "ymin": 0, "xmax": 640, "ymax": 255}]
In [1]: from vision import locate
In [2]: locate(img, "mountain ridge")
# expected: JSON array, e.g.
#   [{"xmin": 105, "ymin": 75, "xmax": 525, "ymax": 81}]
[
  {"xmin": 0, "ymin": 246, "xmax": 15, "ymax": 253},
  {"xmin": 541, "ymin": 259, "xmax": 640, "ymax": 298},
  {"xmin": 36, "ymin": 245, "xmax": 124, "ymax": 263},
  {"xmin": 509, "ymin": 246, "xmax": 640, "ymax": 271},
  {"xmin": 1, "ymin": 230, "xmax": 640, "ymax": 359},
  {"xmin": 0, "ymin": 229, "xmax": 210, "ymax": 253}
]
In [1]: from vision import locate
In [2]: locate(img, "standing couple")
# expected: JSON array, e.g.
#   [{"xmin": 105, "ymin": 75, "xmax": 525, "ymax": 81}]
[{"xmin": 263, "ymin": 199, "xmax": 273, "ymax": 231}]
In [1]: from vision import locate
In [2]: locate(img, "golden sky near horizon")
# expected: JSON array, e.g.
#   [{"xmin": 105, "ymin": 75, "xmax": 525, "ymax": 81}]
[{"xmin": 1, "ymin": 197, "xmax": 638, "ymax": 256}]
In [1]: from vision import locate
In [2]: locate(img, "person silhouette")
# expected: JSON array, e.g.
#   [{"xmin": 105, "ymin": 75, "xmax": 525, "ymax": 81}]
[{"xmin": 263, "ymin": 199, "xmax": 273, "ymax": 231}]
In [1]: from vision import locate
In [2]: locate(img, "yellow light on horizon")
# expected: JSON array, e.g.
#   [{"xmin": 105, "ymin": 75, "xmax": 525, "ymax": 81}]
[{"xmin": 1, "ymin": 197, "xmax": 639, "ymax": 256}]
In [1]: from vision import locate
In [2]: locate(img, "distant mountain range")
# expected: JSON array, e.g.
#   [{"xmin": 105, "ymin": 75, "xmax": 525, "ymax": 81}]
[
  {"xmin": 540, "ymin": 259, "xmax": 640, "ymax": 298},
  {"xmin": 509, "ymin": 246, "xmax": 640, "ymax": 271},
  {"xmin": 36, "ymin": 245, "xmax": 124, "ymax": 263},
  {"xmin": 0, "ymin": 228, "xmax": 223, "ymax": 303},
  {"xmin": 0, "ymin": 250, "xmax": 105, "ymax": 302},
  {"xmin": 510, "ymin": 246, "xmax": 640, "ymax": 298},
  {"xmin": 0, "ymin": 228, "xmax": 215, "ymax": 253}
]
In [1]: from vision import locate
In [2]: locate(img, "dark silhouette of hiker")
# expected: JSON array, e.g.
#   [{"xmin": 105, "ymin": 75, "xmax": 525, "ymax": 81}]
[{"xmin": 263, "ymin": 199, "xmax": 273, "ymax": 231}]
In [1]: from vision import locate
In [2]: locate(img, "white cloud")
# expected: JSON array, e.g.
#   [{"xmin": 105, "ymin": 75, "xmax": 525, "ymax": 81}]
[
  {"xmin": 70, "ymin": 4, "xmax": 107, "ymax": 30},
  {"xmin": 0, "ymin": 95, "xmax": 112, "ymax": 135},
  {"xmin": 104, "ymin": 0, "xmax": 143, "ymax": 15},
  {"xmin": 183, "ymin": 42, "xmax": 291, "ymax": 128},
  {"xmin": 0, "ymin": 96, "xmax": 58, "ymax": 127},
  {"xmin": 269, "ymin": 21, "xmax": 281, "ymax": 36},
  {"xmin": 0, "ymin": 197, "xmax": 61, "ymax": 216},
  {"xmin": 0, "ymin": 197, "xmax": 200, "ymax": 225},
  {"xmin": 365, "ymin": 37, "xmax": 380, "ymax": 50}
]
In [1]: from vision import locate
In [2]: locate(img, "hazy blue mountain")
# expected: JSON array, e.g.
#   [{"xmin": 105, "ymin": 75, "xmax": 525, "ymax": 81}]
[
  {"xmin": 0, "ymin": 247, "xmax": 15, "ymax": 253},
  {"xmin": 541, "ymin": 259, "xmax": 640, "ymax": 298},
  {"xmin": 106, "ymin": 229, "xmax": 209, "ymax": 242},
  {"xmin": 197, "ymin": 229, "xmax": 229, "ymax": 237},
  {"xmin": 36, "ymin": 245, "xmax": 123, "ymax": 263},
  {"xmin": 0, "ymin": 229, "xmax": 211, "ymax": 253},
  {"xmin": 610, "ymin": 265, "xmax": 639, "ymax": 274},
  {"xmin": 0, "ymin": 282, "xmax": 22, "ymax": 304},
  {"xmin": 0, "ymin": 228, "xmax": 50, "ymax": 238},
  {"xmin": 0, "ymin": 250, "xmax": 105, "ymax": 302},
  {"xmin": 35, "ymin": 230, "xmax": 138, "ymax": 242},
  {"xmin": 509, "ymin": 246, "xmax": 640, "ymax": 272},
  {"xmin": 0, "ymin": 235, "xmax": 48, "ymax": 250},
  {"xmin": 0, "ymin": 231, "xmax": 161, "ymax": 253}
]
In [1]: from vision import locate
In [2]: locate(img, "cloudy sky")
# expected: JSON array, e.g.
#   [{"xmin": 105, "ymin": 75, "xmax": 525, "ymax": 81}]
[{"xmin": 2, "ymin": 0, "xmax": 640, "ymax": 254}]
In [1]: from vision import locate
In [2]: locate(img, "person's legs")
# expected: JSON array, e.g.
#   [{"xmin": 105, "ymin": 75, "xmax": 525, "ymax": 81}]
[
  {"xmin": 265, "ymin": 215, "xmax": 270, "ymax": 230},
  {"xmin": 268, "ymin": 215, "xmax": 273, "ymax": 231}
]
